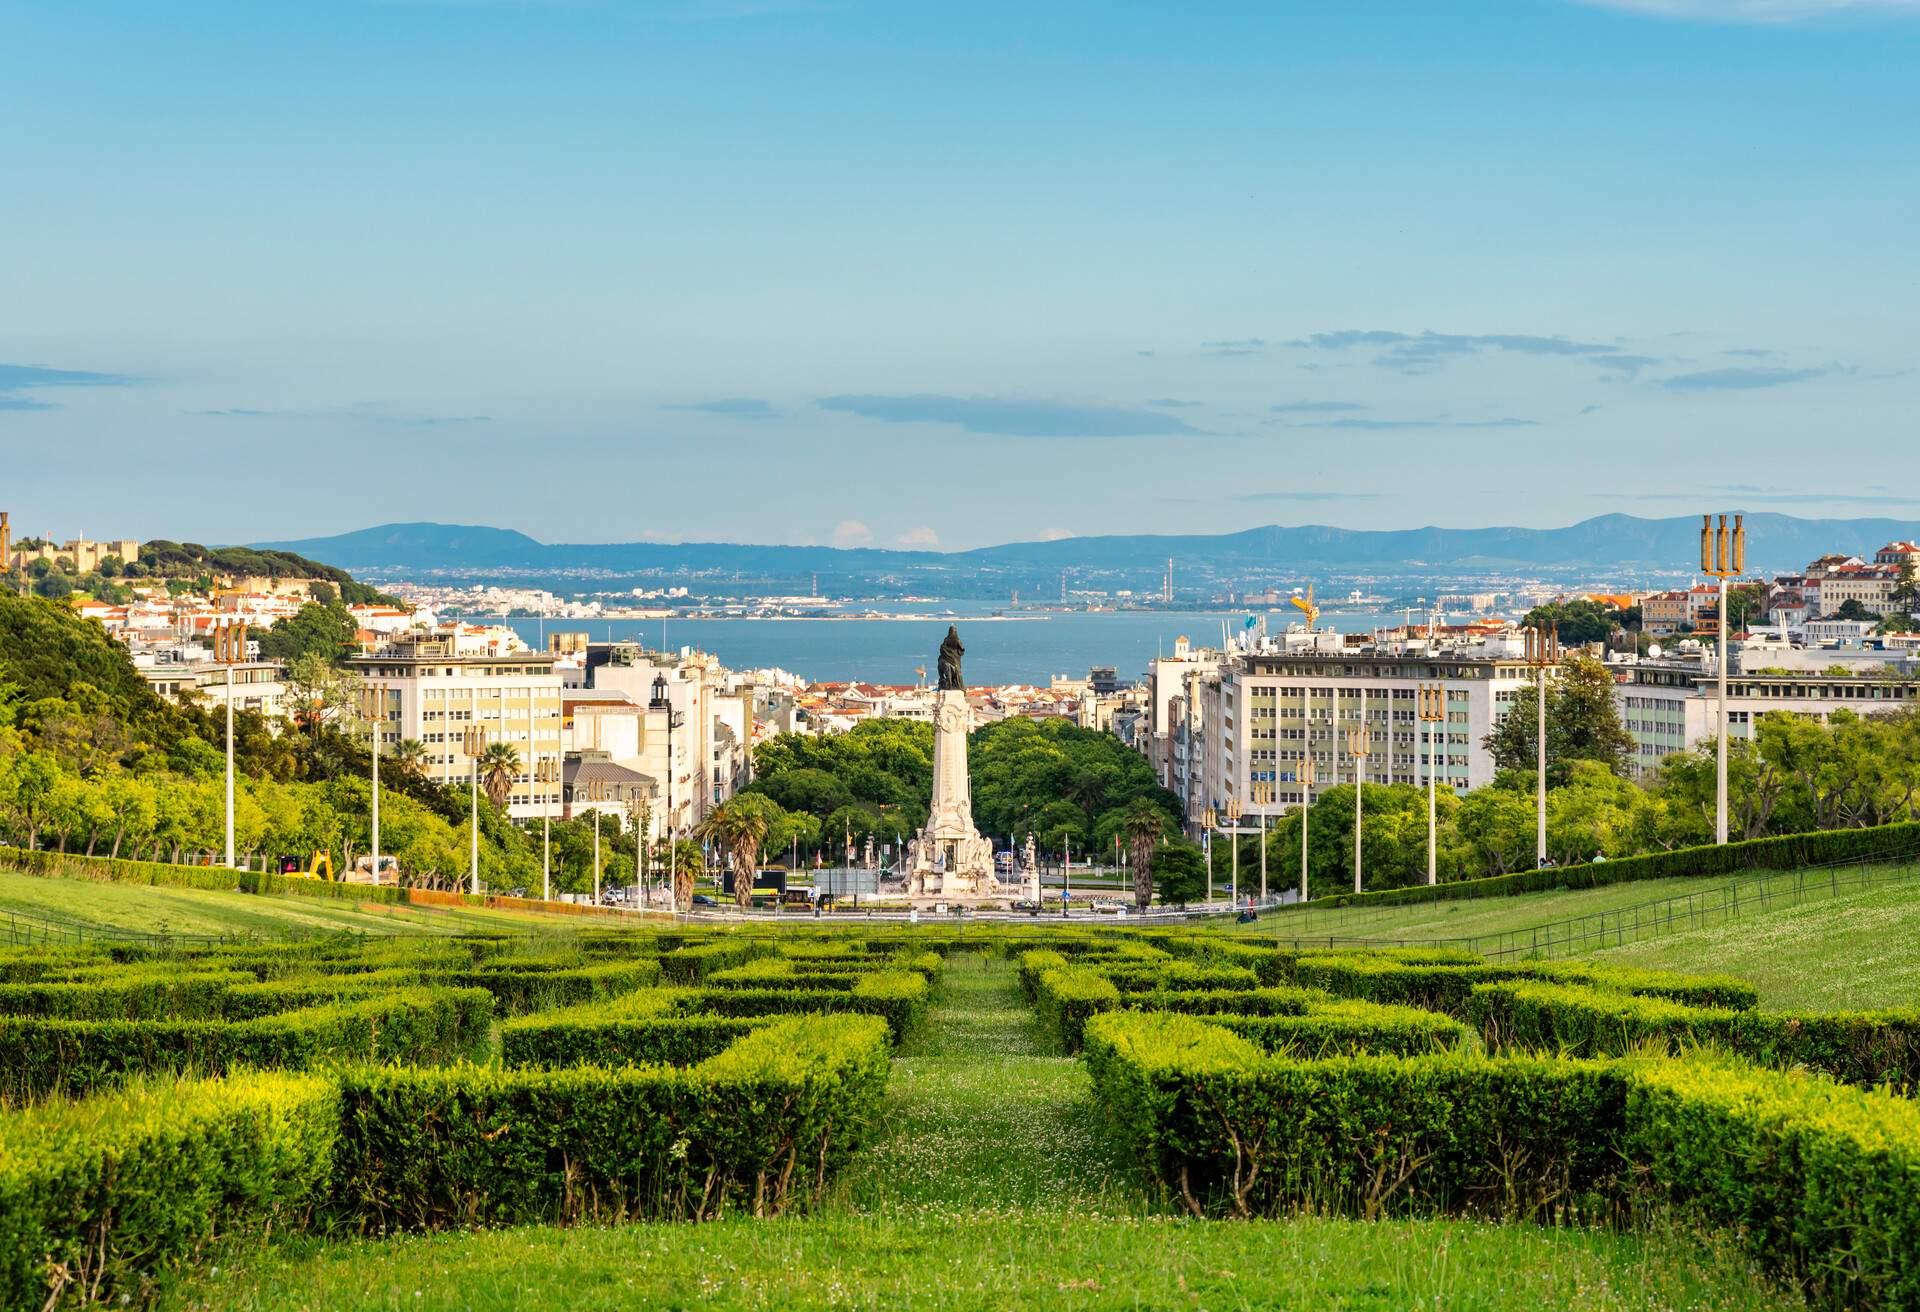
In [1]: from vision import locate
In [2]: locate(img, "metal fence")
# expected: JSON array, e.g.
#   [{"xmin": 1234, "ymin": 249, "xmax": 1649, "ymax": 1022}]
[
  {"xmin": 2, "ymin": 908, "xmax": 238, "ymax": 951},
  {"xmin": 1258, "ymin": 854, "xmax": 1920, "ymax": 960}
]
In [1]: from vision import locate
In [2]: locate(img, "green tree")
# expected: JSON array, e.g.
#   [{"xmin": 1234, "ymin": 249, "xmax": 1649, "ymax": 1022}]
[
  {"xmin": 697, "ymin": 793, "xmax": 787, "ymax": 910},
  {"xmin": 1486, "ymin": 651, "xmax": 1634, "ymax": 783},
  {"xmin": 478, "ymin": 742, "xmax": 522, "ymax": 810},
  {"xmin": 1120, "ymin": 800, "xmax": 1166, "ymax": 909},
  {"xmin": 256, "ymin": 602, "xmax": 359, "ymax": 666},
  {"xmin": 1150, "ymin": 840, "xmax": 1206, "ymax": 906}
]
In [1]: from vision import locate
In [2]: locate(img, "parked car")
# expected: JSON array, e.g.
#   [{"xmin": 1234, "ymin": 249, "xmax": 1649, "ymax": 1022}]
[{"xmin": 691, "ymin": 893, "xmax": 717, "ymax": 908}]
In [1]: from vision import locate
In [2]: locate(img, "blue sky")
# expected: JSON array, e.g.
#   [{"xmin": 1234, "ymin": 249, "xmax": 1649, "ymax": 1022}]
[{"xmin": 3, "ymin": 0, "xmax": 1917, "ymax": 551}]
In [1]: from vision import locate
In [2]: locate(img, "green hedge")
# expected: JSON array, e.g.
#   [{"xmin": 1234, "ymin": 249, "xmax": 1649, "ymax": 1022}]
[
  {"xmin": 1291, "ymin": 956, "xmax": 1758, "ymax": 1018},
  {"xmin": 1033, "ymin": 966, "xmax": 1121, "ymax": 1054},
  {"xmin": 0, "ymin": 971, "xmax": 255, "ymax": 1021},
  {"xmin": 1472, "ymin": 980, "xmax": 1920, "ymax": 1089},
  {"xmin": 501, "ymin": 1013, "xmax": 768, "ymax": 1069},
  {"xmin": 1627, "ymin": 1058, "xmax": 1920, "ymax": 1309},
  {"xmin": 0, "ymin": 987, "xmax": 493, "ymax": 1099},
  {"xmin": 677, "ymin": 971, "xmax": 929, "ymax": 1046},
  {"xmin": 0, "ymin": 1072, "xmax": 337, "ymax": 1312},
  {"xmin": 1205, "ymin": 1003, "xmax": 1474, "ymax": 1058},
  {"xmin": 1130, "ymin": 986, "xmax": 1324, "ymax": 1018},
  {"xmin": 1081, "ymin": 1010, "xmax": 1625, "ymax": 1219},
  {"xmin": 1097, "ymin": 962, "xmax": 1261, "ymax": 995},
  {"xmin": 1017, "ymin": 950, "xmax": 1069, "ymax": 1003},
  {"xmin": 1296, "ymin": 821, "xmax": 1920, "ymax": 913},
  {"xmin": 658, "ymin": 941, "xmax": 774, "ymax": 984},
  {"xmin": 0, "ymin": 844, "xmax": 408, "ymax": 905},
  {"xmin": 329, "ymin": 1015, "xmax": 892, "ymax": 1228},
  {"xmin": 443, "ymin": 960, "xmax": 661, "ymax": 1015}
]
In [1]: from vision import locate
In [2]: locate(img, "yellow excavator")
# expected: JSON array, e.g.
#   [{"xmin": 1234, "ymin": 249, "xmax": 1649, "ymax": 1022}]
[
  {"xmin": 1289, "ymin": 584, "xmax": 1320, "ymax": 631},
  {"xmin": 276, "ymin": 852, "xmax": 336, "ymax": 881}
]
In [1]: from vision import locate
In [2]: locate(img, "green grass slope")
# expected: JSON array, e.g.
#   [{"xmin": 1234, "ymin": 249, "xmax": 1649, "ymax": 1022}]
[{"xmin": 0, "ymin": 869, "xmax": 562, "ymax": 940}]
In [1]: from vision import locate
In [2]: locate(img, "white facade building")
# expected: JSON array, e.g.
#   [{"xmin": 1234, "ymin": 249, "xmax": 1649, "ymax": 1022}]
[{"xmin": 349, "ymin": 634, "xmax": 563, "ymax": 821}]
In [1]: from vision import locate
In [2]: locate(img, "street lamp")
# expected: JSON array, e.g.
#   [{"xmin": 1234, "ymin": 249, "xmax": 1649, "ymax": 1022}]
[
  {"xmin": 213, "ymin": 620, "xmax": 243, "ymax": 869},
  {"xmin": 1523, "ymin": 624, "xmax": 1561, "ymax": 868},
  {"xmin": 1701, "ymin": 513, "xmax": 1747, "ymax": 846},
  {"xmin": 534, "ymin": 756, "xmax": 559, "ymax": 901},
  {"xmin": 1296, "ymin": 755, "xmax": 1316, "ymax": 903},
  {"xmin": 1417, "ymin": 682, "xmax": 1445, "ymax": 886},
  {"xmin": 358, "ymin": 685, "xmax": 386, "ymax": 886},
  {"xmin": 461, "ymin": 725, "xmax": 490, "ymax": 895},
  {"xmin": 650, "ymin": 672, "xmax": 686, "ymax": 908},
  {"xmin": 1224, "ymin": 795, "xmax": 1243, "ymax": 907},
  {"xmin": 1254, "ymin": 780, "xmax": 1271, "ymax": 904},
  {"xmin": 1346, "ymin": 692, "xmax": 1371, "ymax": 894},
  {"xmin": 1199, "ymin": 804, "xmax": 1214, "ymax": 903}
]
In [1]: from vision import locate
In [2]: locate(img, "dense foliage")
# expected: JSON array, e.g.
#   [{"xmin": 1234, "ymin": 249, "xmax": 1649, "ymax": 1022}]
[{"xmin": 748, "ymin": 716, "xmax": 1182, "ymax": 860}]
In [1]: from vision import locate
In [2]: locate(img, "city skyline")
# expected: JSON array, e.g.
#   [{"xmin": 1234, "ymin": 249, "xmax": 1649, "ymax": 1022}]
[{"xmin": 5, "ymin": 0, "xmax": 1918, "ymax": 548}]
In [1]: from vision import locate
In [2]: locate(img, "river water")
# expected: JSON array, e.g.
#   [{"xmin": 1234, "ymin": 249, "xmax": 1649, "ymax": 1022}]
[{"xmin": 456, "ymin": 605, "xmax": 1440, "ymax": 684}]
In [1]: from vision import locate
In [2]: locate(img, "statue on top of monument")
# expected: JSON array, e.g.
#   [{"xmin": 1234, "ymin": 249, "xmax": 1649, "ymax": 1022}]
[{"xmin": 936, "ymin": 625, "xmax": 965, "ymax": 691}]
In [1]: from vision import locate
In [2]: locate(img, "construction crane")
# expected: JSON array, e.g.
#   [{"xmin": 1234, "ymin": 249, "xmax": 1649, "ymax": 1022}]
[{"xmin": 1289, "ymin": 583, "xmax": 1320, "ymax": 631}]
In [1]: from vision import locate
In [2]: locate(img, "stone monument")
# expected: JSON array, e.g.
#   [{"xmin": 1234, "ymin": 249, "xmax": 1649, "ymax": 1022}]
[{"xmin": 905, "ymin": 627, "xmax": 1000, "ymax": 901}]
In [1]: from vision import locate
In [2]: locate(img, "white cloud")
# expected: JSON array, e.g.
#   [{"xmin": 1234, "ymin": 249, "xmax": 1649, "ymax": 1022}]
[
  {"xmin": 1035, "ymin": 527, "xmax": 1076, "ymax": 542},
  {"xmin": 1573, "ymin": 0, "xmax": 1920, "ymax": 21},
  {"xmin": 895, "ymin": 526, "xmax": 940, "ymax": 548},
  {"xmin": 830, "ymin": 519, "xmax": 873, "ymax": 548}
]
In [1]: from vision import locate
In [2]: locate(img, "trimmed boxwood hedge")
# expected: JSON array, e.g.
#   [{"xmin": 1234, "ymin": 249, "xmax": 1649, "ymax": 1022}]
[
  {"xmin": 1033, "ymin": 966, "xmax": 1122, "ymax": 1054},
  {"xmin": 1081, "ymin": 1010, "xmax": 1626, "ymax": 1220},
  {"xmin": 0, "ymin": 987, "xmax": 493, "ymax": 1099},
  {"xmin": 0, "ymin": 1072, "xmax": 337, "ymax": 1312},
  {"xmin": 329, "ymin": 1014, "xmax": 892, "ymax": 1228},
  {"xmin": 1471, "ymin": 979, "xmax": 1920, "ymax": 1089},
  {"xmin": 1627, "ymin": 1057, "xmax": 1920, "ymax": 1309},
  {"xmin": 501, "ymin": 1013, "xmax": 768, "ymax": 1069},
  {"xmin": 0, "ymin": 971, "xmax": 256, "ymax": 1021},
  {"xmin": 443, "ymin": 959, "xmax": 661, "ymax": 1015},
  {"xmin": 1204, "ymin": 1003, "xmax": 1474, "ymax": 1058},
  {"xmin": 1291, "ymin": 955, "xmax": 1758, "ymax": 1018},
  {"xmin": 658, "ymin": 940, "xmax": 775, "ymax": 984},
  {"xmin": 678, "ymin": 970, "xmax": 929, "ymax": 1045},
  {"xmin": 0, "ymin": 844, "xmax": 408, "ymax": 905}
]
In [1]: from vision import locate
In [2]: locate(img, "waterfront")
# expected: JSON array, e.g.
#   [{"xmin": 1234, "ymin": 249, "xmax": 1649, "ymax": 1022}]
[{"xmin": 459, "ymin": 606, "xmax": 1445, "ymax": 683}]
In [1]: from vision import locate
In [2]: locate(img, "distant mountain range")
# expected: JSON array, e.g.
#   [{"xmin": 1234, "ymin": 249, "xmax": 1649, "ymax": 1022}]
[{"xmin": 253, "ymin": 514, "xmax": 1920, "ymax": 585}]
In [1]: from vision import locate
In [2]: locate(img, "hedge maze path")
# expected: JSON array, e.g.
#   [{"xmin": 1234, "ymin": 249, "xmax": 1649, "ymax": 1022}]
[{"xmin": 841, "ymin": 954, "xmax": 1139, "ymax": 1216}]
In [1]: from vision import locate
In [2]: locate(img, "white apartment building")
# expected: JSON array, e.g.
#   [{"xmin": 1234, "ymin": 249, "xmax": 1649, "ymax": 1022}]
[
  {"xmin": 1196, "ymin": 649, "xmax": 1535, "ymax": 828},
  {"xmin": 576, "ymin": 643, "xmax": 752, "ymax": 832},
  {"xmin": 349, "ymin": 634, "xmax": 563, "ymax": 821},
  {"xmin": 139, "ymin": 659, "xmax": 288, "ymax": 718},
  {"xmin": 1614, "ymin": 661, "xmax": 1920, "ymax": 774}
]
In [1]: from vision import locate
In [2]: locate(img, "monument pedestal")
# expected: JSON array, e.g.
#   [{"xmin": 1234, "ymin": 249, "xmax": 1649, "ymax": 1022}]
[{"xmin": 905, "ymin": 689, "xmax": 1002, "ymax": 902}]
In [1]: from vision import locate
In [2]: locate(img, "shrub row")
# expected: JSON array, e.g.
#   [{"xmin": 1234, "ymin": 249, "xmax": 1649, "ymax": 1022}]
[
  {"xmin": 1204, "ymin": 1003, "xmax": 1474, "ymax": 1058},
  {"xmin": 1033, "ymin": 966, "xmax": 1122, "ymax": 1054},
  {"xmin": 1082, "ymin": 1010, "xmax": 1920, "ymax": 1309},
  {"xmin": 678, "ymin": 970, "xmax": 929, "ymax": 1045},
  {"xmin": 0, "ymin": 971, "xmax": 256, "ymax": 1021},
  {"xmin": 330, "ymin": 1015, "xmax": 892, "ymax": 1228},
  {"xmin": 1471, "ymin": 980, "xmax": 1920, "ymax": 1090},
  {"xmin": 0, "ymin": 844, "xmax": 407, "ymax": 905},
  {"xmin": 501, "ymin": 1012, "xmax": 768, "ymax": 1069},
  {"xmin": 442, "ymin": 959, "xmax": 661, "ymax": 1015},
  {"xmin": 658, "ymin": 940, "xmax": 774, "ymax": 984},
  {"xmin": 0, "ymin": 1072, "xmax": 336, "ymax": 1312},
  {"xmin": 0, "ymin": 987, "xmax": 493, "ymax": 1100},
  {"xmin": 1289, "ymin": 955, "xmax": 1758, "ymax": 1018},
  {"xmin": 1082, "ymin": 1011, "xmax": 1624, "ymax": 1220}
]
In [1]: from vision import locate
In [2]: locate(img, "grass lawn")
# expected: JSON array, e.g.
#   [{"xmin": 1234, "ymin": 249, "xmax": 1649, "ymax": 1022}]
[
  {"xmin": 1230, "ymin": 862, "xmax": 1920, "ymax": 952},
  {"xmin": 168, "ymin": 955, "xmax": 1801, "ymax": 1312},
  {"xmin": 1588, "ymin": 875, "xmax": 1920, "ymax": 1010},
  {"xmin": 0, "ymin": 868, "xmax": 571, "ymax": 940}
]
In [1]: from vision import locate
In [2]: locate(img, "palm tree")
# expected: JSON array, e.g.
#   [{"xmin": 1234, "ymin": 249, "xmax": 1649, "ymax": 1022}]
[
  {"xmin": 478, "ymin": 743, "xmax": 522, "ymax": 810},
  {"xmin": 1121, "ymin": 801, "xmax": 1167, "ymax": 911},
  {"xmin": 390, "ymin": 738, "xmax": 429, "ymax": 780},
  {"xmin": 697, "ymin": 795, "xmax": 775, "ymax": 910},
  {"xmin": 668, "ymin": 838, "xmax": 705, "ymax": 913}
]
